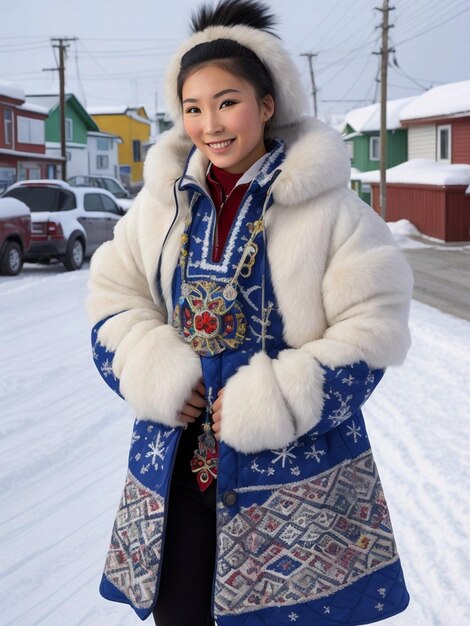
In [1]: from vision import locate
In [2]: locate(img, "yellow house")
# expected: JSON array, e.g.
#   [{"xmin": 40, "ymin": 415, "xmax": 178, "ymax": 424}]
[{"xmin": 88, "ymin": 106, "xmax": 152, "ymax": 186}]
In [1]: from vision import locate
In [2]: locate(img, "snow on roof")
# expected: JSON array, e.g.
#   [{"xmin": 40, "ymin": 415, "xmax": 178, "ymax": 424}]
[
  {"xmin": 354, "ymin": 159, "xmax": 470, "ymax": 186},
  {"xmin": 343, "ymin": 97, "xmax": 416, "ymax": 133},
  {"xmin": 26, "ymin": 95, "xmax": 59, "ymax": 111},
  {"xmin": 0, "ymin": 81, "xmax": 25, "ymax": 102},
  {"xmin": 19, "ymin": 102, "xmax": 49, "ymax": 115},
  {"xmin": 88, "ymin": 105, "xmax": 129, "ymax": 115},
  {"xmin": 400, "ymin": 80, "xmax": 470, "ymax": 121},
  {"xmin": 88, "ymin": 106, "xmax": 151, "ymax": 125}
]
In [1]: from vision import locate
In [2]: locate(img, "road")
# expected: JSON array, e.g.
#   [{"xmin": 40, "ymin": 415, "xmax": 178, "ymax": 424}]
[{"xmin": 402, "ymin": 238, "xmax": 470, "ymax": 321}]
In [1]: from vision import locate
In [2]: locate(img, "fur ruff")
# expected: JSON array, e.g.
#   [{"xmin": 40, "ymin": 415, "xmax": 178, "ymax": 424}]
[
  {"xmin": 88, "ymin": 116, "xmax": 412, "ymax": 452},
  {"xmin": 164, "ymin": 24, "xmax": 309, "ymax": 136}
]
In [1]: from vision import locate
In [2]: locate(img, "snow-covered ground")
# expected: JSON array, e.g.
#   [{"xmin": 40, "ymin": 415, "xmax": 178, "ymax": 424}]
[{"xmin": 1, "ymin": 261, "xmax": 469, "ymax": 625}]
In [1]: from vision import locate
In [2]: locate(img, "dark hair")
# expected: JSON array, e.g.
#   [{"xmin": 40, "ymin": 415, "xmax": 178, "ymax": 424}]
[
  {"xmin": 177, "ymin": 1, "xmax": 278, "ymax": 106},
  {"xmin": 177, "ymin": 40, "xmax": 275, "ymax": 105}
]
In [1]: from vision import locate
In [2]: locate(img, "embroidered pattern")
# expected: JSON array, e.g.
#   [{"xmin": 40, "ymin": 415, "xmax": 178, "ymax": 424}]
[
  {"xmin": 173, "ymin": 280, "xmax": 246, "ymax": 356},
  {"xmin": 215, "ymin": 451, "xmax": 398, "ymax": 615},
  {"xmin": 103, "ymin": 471, "xmax": 165, "ymax": 609}
]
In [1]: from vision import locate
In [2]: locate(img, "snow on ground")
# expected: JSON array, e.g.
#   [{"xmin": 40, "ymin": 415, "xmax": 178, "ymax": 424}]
[{"xmin": 0, "ymin": 261, "xmax": 469, "ymax": 625}]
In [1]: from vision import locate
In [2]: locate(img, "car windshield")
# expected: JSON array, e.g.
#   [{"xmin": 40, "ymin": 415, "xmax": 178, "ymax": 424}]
[
  {"xmin": 4, "ymin": 187, "xmax": 76, "ymax": 212},
  {"xmin": 103, "ymin": 179, "xmax": 126, "ymax": 197}
]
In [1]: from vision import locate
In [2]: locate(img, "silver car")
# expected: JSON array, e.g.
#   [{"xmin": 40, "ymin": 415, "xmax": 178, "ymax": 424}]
[{"xmin": 2, "ymin": 179, "xmax": 124, "ymax": 271}]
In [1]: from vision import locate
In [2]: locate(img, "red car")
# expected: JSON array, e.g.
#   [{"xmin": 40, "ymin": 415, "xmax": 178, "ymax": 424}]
[{"xmin": 0, "ymin": 197, "xmax": 31, "ymax": 275}]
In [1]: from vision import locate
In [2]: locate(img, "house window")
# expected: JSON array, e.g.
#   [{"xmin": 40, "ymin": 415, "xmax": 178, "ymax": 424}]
[
  {"xmin": 346, "ymin": 141, "xmax": 354, "ymax": 160},
  {"xmin": 97, "ymin": 137, "xmax": 110, "ymax": 151},
  {"xmin": 369, "ymin": 136, "xmax": 380, "ymax": 161},
  {"xmin": 133, "ymin": 139, "xmax": 141, "ymax": 162},
  {"xmin": 17, "ymin": 116, "xmax": 45, "ymax": 144},
  {"xmin": 4, "ymin": 109, "xmax": 13, "ymax": 145},
  {"xmin": 97, "ymin": 154, "xmax": 109, "ymax": 169},
  {"xmin": 66, "ymin": 118, "xmax": 73, "ymax": 141},
  {"xmin": 437, "ymin": 125, "xmax": 451, "ymax": 163}
]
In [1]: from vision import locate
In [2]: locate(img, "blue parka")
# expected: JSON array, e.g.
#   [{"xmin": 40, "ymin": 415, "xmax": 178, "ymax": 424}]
[{"xmin": 89, "ymin": 122, "xmax": 413, "ymax": 624}]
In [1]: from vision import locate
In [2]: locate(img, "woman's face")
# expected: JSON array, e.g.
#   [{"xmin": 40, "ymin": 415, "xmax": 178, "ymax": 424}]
[{"xmin": 182, "ymin": 64, "xmax": 274, "ymax": 174}]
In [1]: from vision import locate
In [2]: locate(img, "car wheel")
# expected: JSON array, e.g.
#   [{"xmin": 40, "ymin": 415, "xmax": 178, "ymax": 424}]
[
  {"xmin": 0, "ymin": 241, "xmax": 23, "ymax": 276},
  {"xmin": 63, "ymin": 237, "xmax": 84, "ymax": 271}
]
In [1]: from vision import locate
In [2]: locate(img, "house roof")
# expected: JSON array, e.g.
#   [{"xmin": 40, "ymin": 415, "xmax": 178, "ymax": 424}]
[
  {"xmin": 26, "ymin": 94, "xmax": 99, "ymax": 131},
  {"xmin": 88, "ymin": 105, "xmax": 152, "ymax": 126},
  {"xmin": 343, "ymin": 97, "xmax": 416, "ymax": 133},
  {"xmin": 353, "ymin": 159, "xmax": 470, "ymax": 186},
  {"xmin": 400, "ymin": 80, "xmax": 470, "ymax": 122}
]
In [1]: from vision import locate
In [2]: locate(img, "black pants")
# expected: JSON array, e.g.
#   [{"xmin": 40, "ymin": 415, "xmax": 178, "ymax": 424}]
[{"xmin": 153, "ymin": 422, "xmax": 217, "ymax": 626}]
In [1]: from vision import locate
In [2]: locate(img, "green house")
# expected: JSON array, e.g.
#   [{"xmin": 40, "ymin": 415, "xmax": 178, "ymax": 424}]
[
  {"xmin": 342, "ymin": 97, "xmax": 415, "ymax": 204},
  {"xmin": 25, "ymin": 93, "xmax": 99, "ymax": 178}
]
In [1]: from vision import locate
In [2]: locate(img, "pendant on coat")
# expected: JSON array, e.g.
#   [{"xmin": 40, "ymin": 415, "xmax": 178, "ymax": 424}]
[
  {"xmin": 190, "ymin": 421, "xmax": 218, "ymax": 491},
  {"xmin": 174, "ymin": 280, "xmax": 246, "ymax": 356}
]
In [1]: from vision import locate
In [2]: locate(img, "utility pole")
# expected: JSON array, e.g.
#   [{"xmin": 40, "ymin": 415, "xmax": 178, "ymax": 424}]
[
  {"xmin": 300, "ymin": 52, "xmax": 318, "ymax": 117},
  {"xmin": 374, "ymin": 1, "xmax": 394, "ymax": 220},
  {"xmin": 44, "ymin": 37, "xmax": 77, "ymax": 181}
]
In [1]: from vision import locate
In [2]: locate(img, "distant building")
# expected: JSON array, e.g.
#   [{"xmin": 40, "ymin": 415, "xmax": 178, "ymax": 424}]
[
  {"xmin": 26, "ymin": 93, "xmax": 100, "ymax": 179},
  {"xmin": 87, "ymin": 131, "xmax": 122, "ymax": 179},
  {"xmin": 357, "ymin": 80, "xmax": 470, "ymax": 241},
  {"xmin": 88, "ymin": 106, "xmax": 152, "ymax": 187},
  {"xmin": 0, "ymin": 82, "xmax": 62, "ymax": 191},
  {"xmin": 400, "ymin": 79, "xmax": 470, "ymax": 164},
  {"xmin": 341, "ymin": 97, "xmax": 416, "ymax": 204}
]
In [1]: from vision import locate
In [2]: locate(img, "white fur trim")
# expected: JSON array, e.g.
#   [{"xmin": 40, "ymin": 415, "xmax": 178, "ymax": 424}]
[
  {"xmin": 221, "ymin": 352, "xmax": 297, "ymax": 454},
  {"xmin": 164, "ymin": 24, "xmax": 309, "ymax": 136},
  {"xmin": 117, "ymin": 324, "xmax": 202, "ymax": 427}
]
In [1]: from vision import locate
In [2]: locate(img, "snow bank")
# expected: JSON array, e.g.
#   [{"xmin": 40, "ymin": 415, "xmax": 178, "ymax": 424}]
[
  {"xmin": 0, "ymin": 268, "xmax": 469, "ymax": 626},
  {"xmin": 400, "ymin": 79, "xmax": 470, "ymax": 121},
  {"xmin": 343, "ymin": 97, "xmax": 416, "ymax": 133},
  {"xmin": 356, "ymin": 159, "xmax": 470, "ymax": 186},
  {"xmin": 0, "ymin": 81, "xmax": 25, "ymax": 102}
]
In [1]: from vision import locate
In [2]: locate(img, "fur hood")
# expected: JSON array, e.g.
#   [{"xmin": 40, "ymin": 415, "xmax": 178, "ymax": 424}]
[
  {"xmin": 144, "ymin": 116, "xmax": 351, "ymax": 209},
  {"xmin": 164, "ymin": 23, "xmax": 309, "ymax": 136}
]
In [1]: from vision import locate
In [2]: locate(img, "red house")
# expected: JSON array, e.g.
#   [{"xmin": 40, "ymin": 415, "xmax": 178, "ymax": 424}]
[
  {"xmin": 0, "ymin": 82, "xmax": 63, "ymax": 192},
  {"xmin": 359, "ymin": 80, "xmax": 470, "ymax": 242}
]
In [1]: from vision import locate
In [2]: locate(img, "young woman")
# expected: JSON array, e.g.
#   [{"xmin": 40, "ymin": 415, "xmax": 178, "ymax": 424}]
[{"xmin": 88, "ymin": 1, "xmax": 413, "ymax": 624}]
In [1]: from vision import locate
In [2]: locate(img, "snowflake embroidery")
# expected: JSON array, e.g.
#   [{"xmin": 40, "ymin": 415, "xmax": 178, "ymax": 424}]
[
  {"xmin": 375, "ymin": 602, "xmax": 384, "ymax": 612},
  {"xmin": 346, "ymin": 421, "xmax": 362, "ymax": 444},
  {"xmin": 140, "ymin": 463, "xmax": 150, "ymax": 475},
  {"xmin": 271, "ymin": 445, "xmax": 297, "ymax": 468},
  {"xmin": 131, "ymin": 431, "xmax": 140, "ymax": 446},
  {"xmin": 342, "ymin": 374, "xmax": 355, "ymax": 386},
  {"xmin": 100, "ymin": 359, "xmax": 114, "ymax": 378},
  {"xmin": 324, "ymin": 606, "xmax": 331, "ymax": 614},
  {"xmin": 134, "ymin": 453, "xmax": 141, "ymax": 461},
  {"xmin": 146, "ymin": 432, "xmax": 166, "ymax": 469},
  {"xmin": 366, "ymin": 371, "xmax": 375, "ymax": 384},
  {"xmin": 92, "ymin": 344, "xmax": 98, "ymax": 360},
  {"xmin": 147, "ymin": 425, "xmax": 154, "ymax": 432},
  {"xmin": 377, "ymin": 587, "xmax": 387, "ymax": 598},
  {"xmin": 304, "ymin": 444, "xmax": 326, "ymax": 463},
  {"xmin": 328, "ymin": 391, "xmax": 353, "ymax": 427},
  {"xmin": 267, "ymin": 467, "xmax": 275, "ymax": 476},
  {"xmin": 290, "ymin": 466, "xmax": 300, "ymax": 476},
  {"xmin": 288, "ymin": 612, "xmax": 299, "ymax": 622}
]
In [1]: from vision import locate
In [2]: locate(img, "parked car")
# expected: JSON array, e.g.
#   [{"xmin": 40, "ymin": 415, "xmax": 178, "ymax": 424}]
[
  {"xmin": 68, "ymin": 175, "xmax": 134, "ymax": 212},
  {"xmin": 2, "ymin": 180, "xmax": 125, "ymax": 271},
  {"xmin": 0, "ymin": 197, "xmax": 31, "ymax": 275}
]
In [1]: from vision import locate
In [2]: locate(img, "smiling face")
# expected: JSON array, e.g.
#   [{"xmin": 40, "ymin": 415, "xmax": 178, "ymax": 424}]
[{"xmin": 182, "ymin": 64, "xmax": 275, "ymax": 174}]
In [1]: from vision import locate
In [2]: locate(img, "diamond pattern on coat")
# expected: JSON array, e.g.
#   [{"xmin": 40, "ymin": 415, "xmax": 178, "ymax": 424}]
[
  {"xmin": 103, "ymin": 470, "xmax": 165, "ymax": 609},
  {"xmin": 215, "ymin": 451, "xmax": 398, "ymax": 616}
]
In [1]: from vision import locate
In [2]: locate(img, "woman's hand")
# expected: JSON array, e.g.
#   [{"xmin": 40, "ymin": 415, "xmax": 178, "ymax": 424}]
[
  {"xmin": 211, "ymin": 388, "xmax": 224, "ymax": 441},
  {"xmin": 178, "ymin": 379, "xmax": 207, "ymax": 424}
]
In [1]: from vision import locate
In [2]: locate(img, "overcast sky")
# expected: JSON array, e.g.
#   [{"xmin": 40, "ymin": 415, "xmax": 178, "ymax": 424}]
[{"xmin": 2, "ymin": 0, "xmax": 469, "ymax": 123}]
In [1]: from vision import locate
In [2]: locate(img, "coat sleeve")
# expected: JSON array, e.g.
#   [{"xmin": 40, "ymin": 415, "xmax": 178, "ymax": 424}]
[
  {"xmin": 87, "ymin": 190, "xmax": 202, "ymax": 427},
  {"xmin": 220, "ymin": 197, "xmax": 413, "ymax": 453}
]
